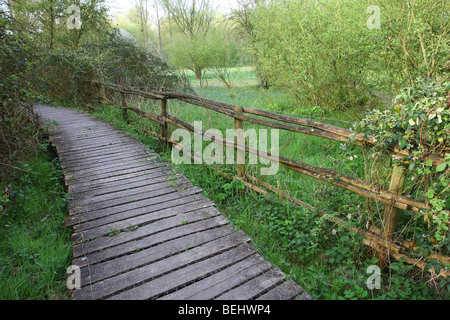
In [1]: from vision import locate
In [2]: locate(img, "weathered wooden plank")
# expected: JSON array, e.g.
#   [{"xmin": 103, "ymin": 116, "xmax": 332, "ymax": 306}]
[
  {"xmin": 70, "ymin": 196, "xmax": 212, "ymax": 242},
  {"xmin": 69, "ymin": 187, "xmax": 203, "ymax": 228},
  {"xmin": 60, "ymin": 144, "xmax": 152, "ymax": 164},
  {"xmin": 65, "ymin": 162, "xmax": 168, "ymax": 188},
  {"xmin": 74, "ymin": 213, "xmax": 227, "ymax": 269},
  {"xmin": 72, "ymin": 203, "xmax": 218, "ymax": 259},
  {"xmin": 56, "ymin": 143, "xmax": 144, "ymax": 161},
  {"xmin": 63, "ymin": 157, "xmax": 163, "ymax": 179},
  {"xmin": 57, "ymin": 132, "xmax": 125, "ymax": 143},
  {"xmin": 159, "ymin": 254, "xmax": 271, "ymax": 300},
  {"xmin": 215, "ymin": 268, "xmax": 286, "ymax": 300},
  {"xmin": 256, "ymin": 280, "xmax": 304, "ymax": 300},
  {"xmin": 67, "ymin": 167, "xmax": 175, "ymax": 195},
  {"xmin": 79, "ymin": 223, "xmax": 234, "ymax": 286},
  {"xmin": 51, "ymin": 137, "xmax": 135, "ymax": 154},
  {"xmin": 62, "ymin": 154, "xmax": 160, "ymax": 176},
  {"xmin": 65, "ymin": 162, "xmax": 167, "ymax": 186},
  {"xmin": 51, "ymin": 129, "xmax": 128, "ymax": 143},
  {"xmin": 51, "ymin": 133, "xmax": 129, "ymax": 147},
  {"xmin": 70, "ymin": 180, "xmax": 191, "ymax": 210},
  {"xmin": 61, "ymin": 152, "xmax": 149, "ymax": 172},
  {"xmin": 108, "ymin": 243, "xmax": 257, "ymax": 300},
  {"xmin": 47, "ymin": 119, "xmax": 111, "ymax": 129},
  {"xmin": 71, "ymin": 176, "xmax": 190, "ymax": 205},
  {"xmin": 69, "ymin": 173, "xmax": 185, "ymax": 203},
  {"xmin": 70, "ymin": 183, "xmax": 192, "ymax": 216},
  {"xmin": 73, "ymin": 231, "xmax": 250, "ymax": 300},
  {"xmin": 59, "ymin": 148, "xmax": 148, "ymax": 167},
  {"xmin": 295, "ymin": 292, "xmax": 314, "ymax": 300}
]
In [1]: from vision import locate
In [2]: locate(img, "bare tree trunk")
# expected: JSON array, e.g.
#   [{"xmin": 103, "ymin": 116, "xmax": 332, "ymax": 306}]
[
  {"xmin": 194, "ymin": 67, "xmax": 203, "ymax": 80},
  {"xmin": 49, "ymin": 0, "xmax": 55, "ymax": 49},
  {"xmin": 136, "ymin": 0, "xmax": 149, "ymax": 49},
  {"xmin": 154, "ymin": 0, "xmax": 163, "ymax": 57}
]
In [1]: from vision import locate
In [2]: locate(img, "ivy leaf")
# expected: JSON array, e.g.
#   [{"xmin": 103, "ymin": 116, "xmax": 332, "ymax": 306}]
[
  {"xmin": 436, "ymin": 162, "xmax": 448, "ymax": 173},
  {"xmin": 424, "ymin": 159, "xmax": 433, "ymax": 167},
  {"xmin": 426, "ymin": 190, "xmax": 435, "ymax": 199}
]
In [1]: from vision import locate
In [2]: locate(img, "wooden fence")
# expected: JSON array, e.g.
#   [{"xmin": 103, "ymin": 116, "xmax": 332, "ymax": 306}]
[{"xmin": 90, "ymin": 80, "xmax": 448, "ymax": 276}]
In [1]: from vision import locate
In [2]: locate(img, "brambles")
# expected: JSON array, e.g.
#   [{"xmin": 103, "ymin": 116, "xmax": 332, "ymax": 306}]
[{"xmin": 355, "ymin": 77, "xmax": 449, "ymax": 258}]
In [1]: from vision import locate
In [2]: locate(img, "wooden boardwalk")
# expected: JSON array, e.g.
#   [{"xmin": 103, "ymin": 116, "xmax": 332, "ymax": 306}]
[{"xmin": 36, "ymin": 104, "xmax": 312, "ymax": 301}]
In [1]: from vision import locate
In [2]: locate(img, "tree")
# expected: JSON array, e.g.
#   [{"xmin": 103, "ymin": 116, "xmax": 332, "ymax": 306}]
[
  {"xmin": 134, "ymin": 0, "xmax": 150, "ymax": 49},
  {"xmin": 205, "ymin": 21, "xmax": 240, "ymax": 88},
  {"xmin": 3, "ymin": 0, "xmax": 109, "ymax": 49},
  {"xmin": 162, "ymin": 0, "xmax": 216, "ymax": 81},
  {"xmin": 229, "ymin": 0, "xmax": 269, "ymax": 88},
  {"xmin": 153, "ymin": 0, "xmax": 163, "ymax": 57},
  {"xmin": 244, "ymin": 0, "xmax": 449, "ymax": 111},
  {"xmin": 65, "ymin": 0, "xmax": 109, "ymax": 48}
]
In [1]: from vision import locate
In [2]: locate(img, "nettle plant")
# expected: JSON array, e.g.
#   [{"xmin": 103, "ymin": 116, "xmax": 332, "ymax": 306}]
[{"xmin": 355, "ymin": 78, "xmax": 450, "ymax": 252}]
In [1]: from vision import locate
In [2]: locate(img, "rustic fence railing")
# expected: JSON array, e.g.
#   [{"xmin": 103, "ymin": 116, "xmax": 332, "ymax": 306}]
[{"xmin": 90, "ymin": 80, "xmax": 449, "ymax": 276}]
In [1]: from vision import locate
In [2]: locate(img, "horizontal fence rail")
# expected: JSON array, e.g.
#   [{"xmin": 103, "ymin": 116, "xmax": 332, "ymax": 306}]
[{"xmin": 89, "ymin": 80, "xmax": 449, "ymax": 276}]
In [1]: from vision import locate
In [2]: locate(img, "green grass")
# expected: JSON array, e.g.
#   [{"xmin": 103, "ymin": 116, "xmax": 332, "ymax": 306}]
[{"xmin": 0, "ymin": 139, "xmax": 72, "ymax": 300}]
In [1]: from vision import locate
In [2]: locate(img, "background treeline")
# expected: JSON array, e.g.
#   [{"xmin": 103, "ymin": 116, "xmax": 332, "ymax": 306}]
[{"xmin": 114, "ymin": 0, "xmax": 449, "ymax": 111}]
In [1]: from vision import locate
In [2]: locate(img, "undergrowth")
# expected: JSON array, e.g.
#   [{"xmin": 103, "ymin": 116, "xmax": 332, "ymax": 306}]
[{"xmin": 0, "ymin": 137, "xmax": 72, "ymax": 300}]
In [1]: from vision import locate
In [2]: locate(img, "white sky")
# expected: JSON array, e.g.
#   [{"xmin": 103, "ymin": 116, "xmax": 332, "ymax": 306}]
[{"xmin": 106, "ymin": 0, "xmax": 241, "ymax": 16}]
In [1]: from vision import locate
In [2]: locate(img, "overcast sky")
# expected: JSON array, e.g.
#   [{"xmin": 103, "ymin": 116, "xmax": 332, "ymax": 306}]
[{"xmin": 106, "ymin": 0, "xmax": 241, "ymax": 16}]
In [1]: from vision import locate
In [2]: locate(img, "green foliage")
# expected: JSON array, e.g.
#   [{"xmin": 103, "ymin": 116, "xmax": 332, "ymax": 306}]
[
  {"xmin": 5, "ymin": 0, "xmax": 109, "ymax": 50},
  {"xmin": 166, "ymin": 22, "xmax": 240, "ymax": 87},
  {"xmin": 0, "ymin": 142, "xmax": 72, "ymax": 299},
  {"xmin": 205, "ymin": 26, "xmax": 241, "ymax": 88},
  {"xmin": 32, "ymin": 48, "xmax": 96, "ymax": 104},
  {"xmin": 250, "ymin": 0, "xmax": 382, "ymax": 110},
  {"xmin": 32, "ymin": 29, "xmax": 192, "ymax": 104},
  {"xmin": 0, "ymin": 12, "xmax": 40, "ymax": 184},
  {"xmin": 248, "ymin": 0, "xmax": 450, "ymax": 112},
  {"xmin": 355, "ymin": 77, "xmax": 449, "ymax": 253},
  {"xmin": 91, "ymin": 30, "xmax": 192, "ymax": 91}
]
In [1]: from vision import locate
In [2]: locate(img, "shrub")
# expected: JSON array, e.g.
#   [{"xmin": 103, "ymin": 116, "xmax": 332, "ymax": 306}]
[
  {"xmin": 355, "ymin": 77, "xmax": 450, "ymax": 254},
  {"xmin": 248, "ymin": 0, "xmax": 449, "ymax": 113},
  {"xmin": 32, "ymin": 29, "xmax": 192, "ymax": 105},
  {"xmin": 0, "ymin": 13, "xmax": 40, "ymax": 188}
]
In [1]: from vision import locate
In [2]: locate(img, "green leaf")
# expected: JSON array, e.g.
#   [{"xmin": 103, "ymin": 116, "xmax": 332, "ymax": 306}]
[{"xmin": 436, "ymin": 162, "xmax": 448, "ymax": 172}]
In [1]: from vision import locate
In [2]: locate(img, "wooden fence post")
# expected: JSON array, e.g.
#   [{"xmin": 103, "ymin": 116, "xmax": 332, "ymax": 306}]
[
  {"xmin": 97, "ymin": 83, "xmax": 105, "ymax": 103},
  {"xmin": 234, "ymin": 106, "xmax": 245, "ymax": 178},
  {"xmin": 120, "ymin": 91, "xmax": 129, "ymax": 124},
  {"xmin": 160, "ymin": 87, "xmax": 169, "ymax": 147},
  {"xmin": 378, "ymin": 155, "xmax": 407, "ymax": 266}
]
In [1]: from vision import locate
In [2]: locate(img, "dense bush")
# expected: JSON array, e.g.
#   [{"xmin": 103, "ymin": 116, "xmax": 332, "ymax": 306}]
[
  {"xmin": 31, "ymin": 29, "xmax": 192, "ymax": 105},
  {"xmin": 355, "ymin": 77, "xmax": 449, "ymax": 256},
  {"xmin": 94, "ymin": 30, "xmax": 192, "ymax": 91},
  {"xmin": 249, "ymin": 0, "xmax": 449, "ymax": 112},
  {"xmin": 31, "ymin": 49, "xmax": 96, "ymax": 104},
  {"xmin": 0, "ymin": 14, "xmax": 40, "ymax": 189}
]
